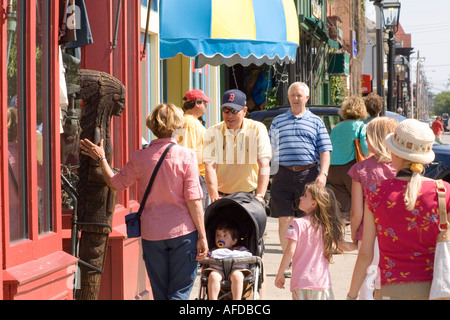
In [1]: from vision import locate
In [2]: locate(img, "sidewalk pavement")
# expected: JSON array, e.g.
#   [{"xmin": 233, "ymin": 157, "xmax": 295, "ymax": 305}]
[{"xmin": 190, "ymin": 216, "xmax": 358, "ymax": 300}]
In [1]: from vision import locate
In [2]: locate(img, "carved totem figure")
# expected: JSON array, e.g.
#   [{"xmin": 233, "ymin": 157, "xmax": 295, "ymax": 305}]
[{"xmin": 75, "ymin": 69, "xmax": 125, "ymax": 300}]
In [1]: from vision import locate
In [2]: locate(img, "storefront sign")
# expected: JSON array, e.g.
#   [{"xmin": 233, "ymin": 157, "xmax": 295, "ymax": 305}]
[
  {"xmin": 361, "ymin": 74, "xmax": 372, "ymax": 94},
  {"xmin": 328, "ymin": 52, "xmax": 350, "ymax": 76}
]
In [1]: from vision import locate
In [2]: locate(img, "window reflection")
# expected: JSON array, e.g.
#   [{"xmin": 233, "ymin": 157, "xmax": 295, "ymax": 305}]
[
  {"xmin": 7, "ymin": 0, "xmax": 27, "ymax": 242},
  {"xmin": 7, "ymin": 107, "xmax": 24, "ymax": 241},
  {"xmin": 36, "ymin": 0, "xmax": 51, "ymax": 235},
  {"xmin": 60, "ymin": 47, "xmax": 81, "ymax": 211},
  {"xmin": 59, "ymin": 0, "xmax": 93, "ymax": 212}
]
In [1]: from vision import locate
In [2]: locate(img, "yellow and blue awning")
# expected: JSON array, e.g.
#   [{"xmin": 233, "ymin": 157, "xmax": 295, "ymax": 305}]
[{"xmin": 160, "ymin": 0, "xmax": 300, "ymax": 67}]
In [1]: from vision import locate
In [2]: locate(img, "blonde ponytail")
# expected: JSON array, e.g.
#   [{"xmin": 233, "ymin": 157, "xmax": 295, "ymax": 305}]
[{"xmin": 404, "ymin": 163, "xmax": 424, "ymax": 211}]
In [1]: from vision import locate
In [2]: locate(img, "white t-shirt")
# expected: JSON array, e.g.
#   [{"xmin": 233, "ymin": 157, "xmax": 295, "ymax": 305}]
[{"xmin": 286, "ymin": 215, "xmax": 332, "ymax": 291}]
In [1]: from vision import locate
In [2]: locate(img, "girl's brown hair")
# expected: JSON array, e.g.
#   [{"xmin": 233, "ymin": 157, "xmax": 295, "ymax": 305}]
[{"xmin": 304, "ymin": 183, "xmax": 345, "ymax": 263}]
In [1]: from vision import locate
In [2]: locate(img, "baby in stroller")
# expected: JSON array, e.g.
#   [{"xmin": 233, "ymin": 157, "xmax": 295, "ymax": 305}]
[
  {"xmin": 205, "ymin": 222, "xmax": 252, "ymax": 300},
  {"xmin": 197, "ymin": 192, "xmax": 266, "ymax": 300}
]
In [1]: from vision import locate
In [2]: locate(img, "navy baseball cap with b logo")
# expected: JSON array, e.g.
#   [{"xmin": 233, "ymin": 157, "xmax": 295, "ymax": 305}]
[{"xmin": 221, "ymin": 89, "xmax": 247, "ymax": 111}]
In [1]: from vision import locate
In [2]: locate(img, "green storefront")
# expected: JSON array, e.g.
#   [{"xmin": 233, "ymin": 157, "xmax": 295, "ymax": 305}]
[{"xmin": 292, "ymin": 0, "xmax": 343, "ymax": 105}]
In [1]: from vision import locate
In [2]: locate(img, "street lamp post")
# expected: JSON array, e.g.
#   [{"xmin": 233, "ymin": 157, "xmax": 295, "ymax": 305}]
[
  {"xmin": 387, "ymin": 28, "xmax": 396, "ymax": 112},
  {"xmin": 370, "ymin": 0, "xmax": 401, "ymax": 115},
  {"xmin": 371, "ymin": 0, "xmax": 385, "ymax": 114},
  {"xmin": 383, "ymin": 0, "xmax": 401, "ymax": 113}
]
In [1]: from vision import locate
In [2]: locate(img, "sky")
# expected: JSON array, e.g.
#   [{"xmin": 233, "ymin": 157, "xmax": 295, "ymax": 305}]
[{"xmin": 365, "ymin": 0, "xmax": 450, "ymax": 94}]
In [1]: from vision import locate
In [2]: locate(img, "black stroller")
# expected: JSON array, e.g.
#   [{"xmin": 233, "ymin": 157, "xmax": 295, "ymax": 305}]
[{"xmin": 197, "ymin": 192, "xmax": 267, "ymax": 300}]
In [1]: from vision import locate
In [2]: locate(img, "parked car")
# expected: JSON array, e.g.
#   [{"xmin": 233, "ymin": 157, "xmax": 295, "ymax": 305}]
[
  {"xmin": 248, "ymin": 105, "xmax": 450, "ymax": 183},
  {"xmin": 443, "ymin": 113, "xmax": 449, "ymax": 132},
  {"xmin": 419, "ymin": 119, "xmax": 432, "ymax": 128}
]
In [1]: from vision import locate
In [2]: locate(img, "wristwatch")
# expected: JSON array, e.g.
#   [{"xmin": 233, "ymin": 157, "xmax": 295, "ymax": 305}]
[
  {"xmin": 320, "ymin": 170, "xmax": 328, "ymax": 177},
  {"xmin": 256, "ymin": 193, "xmax": 265, "ymax": 199}
]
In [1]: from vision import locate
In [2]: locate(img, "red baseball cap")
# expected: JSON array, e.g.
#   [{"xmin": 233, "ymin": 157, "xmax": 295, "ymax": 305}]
[{"xmin": 183, "ymin": 89, "xmax": 211, "ymax": 102}]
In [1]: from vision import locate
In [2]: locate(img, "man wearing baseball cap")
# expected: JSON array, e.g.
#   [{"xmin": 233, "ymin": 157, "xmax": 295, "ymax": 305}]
[
  {"xmin": 203, "ymin": 89, "xmax": 272, "ymax": 204},
  {"xmin": 177, "ymin": 89, "xmax": 211, "ymax": 209}
]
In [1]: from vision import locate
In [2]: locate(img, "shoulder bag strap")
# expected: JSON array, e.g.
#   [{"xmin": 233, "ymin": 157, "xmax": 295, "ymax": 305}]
[
  {"xmin": 136, "ymin": 143, "xmax": 175, "ymax": 217},
  {"xmin": 436, "ymin": 179, "xmax": 448, "ymax": 231},
  {"xmin": 357, "ymin": 122, "xmax": 364, "ymax": 140}
]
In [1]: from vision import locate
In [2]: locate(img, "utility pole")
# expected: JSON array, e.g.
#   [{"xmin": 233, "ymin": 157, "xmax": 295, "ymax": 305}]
[{"xmin": 416, "ymin": 51, "xmax": 420, "ymax": 119}]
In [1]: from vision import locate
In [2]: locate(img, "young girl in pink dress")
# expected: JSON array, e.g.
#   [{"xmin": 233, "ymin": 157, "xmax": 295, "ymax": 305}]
[{"xmin": 275, "ymin": 183, "xmax": 356, "ymax": 300}]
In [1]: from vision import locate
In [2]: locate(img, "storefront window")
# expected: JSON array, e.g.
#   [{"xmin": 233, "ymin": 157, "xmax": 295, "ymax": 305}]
[
  {"xmin": 6, "ymin": 0, "xmax": 57, "ymax": 242},
  {"xmin": 59, "ymin": 0, "xmax": 83, "ymax": 214},
  {"xmin": 141, "ymin": 36, "xmax": 152, "ymax": 144},
  {"xmin": 191, "ymin": 59, "xmax": 210, "ymax": 126},
  {"xmin": 36, "ymin": 0, "xmax": 53, "ymax": 235},
  {"xmin": 7, "ymin": 0, "xmax": 27, "ymax": 242},
  {"xmin": 60, "ymin": 45, "xmax": 82, "ymax": 212}
]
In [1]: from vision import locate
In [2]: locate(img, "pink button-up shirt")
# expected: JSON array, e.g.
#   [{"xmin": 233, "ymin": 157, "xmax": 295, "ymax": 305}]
[{"xmin": 110, "ymin": 138, "xmax": 202, "ymax": 241}]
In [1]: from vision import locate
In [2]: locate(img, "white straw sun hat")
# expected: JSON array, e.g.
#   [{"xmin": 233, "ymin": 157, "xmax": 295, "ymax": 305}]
[{"xmin": 385, "ymin": 119, "xmax": 435, "ymax": 164}]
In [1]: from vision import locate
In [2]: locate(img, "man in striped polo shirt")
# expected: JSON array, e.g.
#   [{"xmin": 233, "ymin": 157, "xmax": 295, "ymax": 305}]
[{"xmin": 269, "ymin": 82, "xmax": 332, "ymax": 255}]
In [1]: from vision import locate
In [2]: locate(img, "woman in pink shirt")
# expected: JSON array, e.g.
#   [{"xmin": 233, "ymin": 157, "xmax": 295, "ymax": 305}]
[
  {"xmin": 348, "ymin": 119, "xmax": 450, "ymax": 300},
  {"xmin": 80, "ymin": 103, "xmax": 208, "ymax": 300}
]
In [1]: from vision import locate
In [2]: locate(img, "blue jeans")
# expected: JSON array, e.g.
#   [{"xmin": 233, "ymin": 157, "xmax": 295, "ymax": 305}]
[{"xmin": 142, "ymin": 231, "xmax": 199, "ymax": 300}]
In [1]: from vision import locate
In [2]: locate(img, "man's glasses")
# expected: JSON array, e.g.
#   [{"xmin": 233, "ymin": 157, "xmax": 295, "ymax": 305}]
[{"xmin": 222, "ymin": 107, "xmax": 240, "ymax": 114}]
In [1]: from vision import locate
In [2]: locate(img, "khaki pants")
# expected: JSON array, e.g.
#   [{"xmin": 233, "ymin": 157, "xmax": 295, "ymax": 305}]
[
  {"xmin": 292, "ymin": 288, "xmax": 334, "ymax": 300},
  {"xmin": 374, "ymin": 282, "xmax": 431, "ymax": 300}
]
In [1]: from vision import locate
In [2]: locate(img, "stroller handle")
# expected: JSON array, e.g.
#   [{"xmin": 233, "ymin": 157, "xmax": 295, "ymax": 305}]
[{"xmin": 199, "ymin": 256, "xmax": 262, "ymax": 266}]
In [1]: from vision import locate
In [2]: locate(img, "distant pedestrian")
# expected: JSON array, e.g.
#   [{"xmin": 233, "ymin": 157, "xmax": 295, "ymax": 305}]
[
  {"xmin": 431, "ymin": 116, "xmax": 444, "ymax": 142},
  {"xmin": 347, "ymin": 119, "xmax": 450, "ymax": 300},
  {"xmin": 363, "ymin": 93, "xmax": 383, "ymax": 123},
  {"xmin": 274, "ymin": 183, "xmax": 356, "ymax": 300},
  {"xmin": 268, "ymin": 82, "xmax": 332, "ymax": 261},
  {"xmin": 396, "ymin": 107, "xmax": 406, "ymax": 117},
  {"xmin": 328, "ymin": 96, "xmax": 369, "ymax": 223},
  {"xmin": 203, "ymin": 89, "xmax": 271, "ymax": 204},
  {"xmin": 347, "ymin": 116, "xmax": 398, "ymax": 299},
  {"xmin": 176, "ymin": 89, "xmax": 211, "ymax": 209}
]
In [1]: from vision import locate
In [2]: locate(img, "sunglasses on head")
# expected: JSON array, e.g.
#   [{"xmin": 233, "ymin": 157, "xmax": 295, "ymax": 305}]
[{"xmin": 222, "ymin": 107, "xmax": 240, "ymax": 114}]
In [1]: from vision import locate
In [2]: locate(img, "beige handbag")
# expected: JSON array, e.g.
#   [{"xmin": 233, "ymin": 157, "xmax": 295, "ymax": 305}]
[{"xmin": 429, "ymin": 179, "xmax": 450, "ymax": 300}]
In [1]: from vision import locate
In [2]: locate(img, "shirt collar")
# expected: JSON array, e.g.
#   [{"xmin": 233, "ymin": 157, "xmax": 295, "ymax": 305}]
[
  {"xmin": 223, "ymin": 118, "xmax": 248, "ymax": 136},
  {"xmin": 149, "ymin": 137, "xmax": 178, "ymax": 146},
  {"xmin": 287, "ymin": 108, "xmax": 311, "ymax": 119}
]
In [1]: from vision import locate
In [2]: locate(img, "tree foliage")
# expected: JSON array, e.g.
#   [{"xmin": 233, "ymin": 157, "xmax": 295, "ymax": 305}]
[{"xmin": 433, "ymin": 91, "xmax": 450, "ymax": 115}]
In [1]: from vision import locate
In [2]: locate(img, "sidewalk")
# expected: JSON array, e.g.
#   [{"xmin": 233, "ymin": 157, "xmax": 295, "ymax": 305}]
[{"xmin": 190, "ymin": 216, "xmax": 358, "ymax": 300}]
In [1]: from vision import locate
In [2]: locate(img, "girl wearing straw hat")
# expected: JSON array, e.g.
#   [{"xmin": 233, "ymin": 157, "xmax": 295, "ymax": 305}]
[{"xmin": 347, "ymin": 119, "xmax": 450, "ymax": 300}]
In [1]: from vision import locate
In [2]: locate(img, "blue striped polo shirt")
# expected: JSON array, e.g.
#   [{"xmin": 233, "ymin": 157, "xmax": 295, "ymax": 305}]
[{"xmin": 268, "ymin": 109, "xmax": 332, "ymax": 167}]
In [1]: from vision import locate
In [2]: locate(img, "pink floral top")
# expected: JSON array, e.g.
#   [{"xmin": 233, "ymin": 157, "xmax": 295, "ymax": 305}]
[
  {"xmin": 366, "ymin": 179, "xmax": 450, "ymax": 286},
  {"xmin": 348, "ymin": 156, "xmax": 397, "ymax": 241}
]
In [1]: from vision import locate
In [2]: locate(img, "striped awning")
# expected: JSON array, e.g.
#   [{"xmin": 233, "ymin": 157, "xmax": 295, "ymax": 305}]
[{"xmin": 160, "ymin": 0, "xmax": 300, "ymax": 68}]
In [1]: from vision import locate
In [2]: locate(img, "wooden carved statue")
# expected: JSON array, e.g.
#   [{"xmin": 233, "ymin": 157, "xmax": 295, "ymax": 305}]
[{"xmin": 75, "ymin": 69, "xmax": 125, "ymax": 300}]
